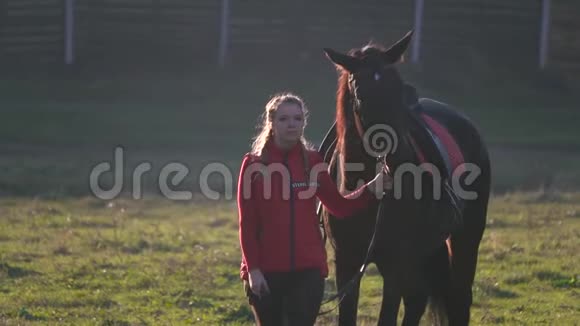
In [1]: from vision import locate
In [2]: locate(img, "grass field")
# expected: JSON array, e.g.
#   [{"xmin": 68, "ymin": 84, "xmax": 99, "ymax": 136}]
[{"xmin": 0, "ymin": 191, "xmax": 578, "ymax": 325}]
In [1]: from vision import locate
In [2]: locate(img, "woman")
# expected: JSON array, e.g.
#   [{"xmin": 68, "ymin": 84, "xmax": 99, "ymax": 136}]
[{"xmin": 237, "ymin": 93, "xmax": 393, "ymax": 325}]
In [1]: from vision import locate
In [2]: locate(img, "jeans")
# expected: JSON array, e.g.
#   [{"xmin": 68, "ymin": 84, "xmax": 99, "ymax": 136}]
[{"xmin": 243, "ymin": 268, "xmax": 325, "ymax": 326}]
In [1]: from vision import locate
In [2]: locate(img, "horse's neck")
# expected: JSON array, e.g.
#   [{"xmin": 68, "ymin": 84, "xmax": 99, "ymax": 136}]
[
  {"xmin": 338, "ymin": 127, "xmax": 417, "ymax": 189},
  {"xmin": 338, "ymin": 137, "xmax": 371, "ymax": 190},
  {"xmin": 384, "ymin": 111, "xmax": 424, "ymax": 169},
  {"xmin": 386, "ymin": 132, "xmax": 418, "ymax": 170}
]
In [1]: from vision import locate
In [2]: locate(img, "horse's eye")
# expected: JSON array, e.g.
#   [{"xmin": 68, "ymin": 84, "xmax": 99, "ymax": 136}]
[{"xmin": 374, "ymin": 72, "xmax": 381, "ymax": 81}]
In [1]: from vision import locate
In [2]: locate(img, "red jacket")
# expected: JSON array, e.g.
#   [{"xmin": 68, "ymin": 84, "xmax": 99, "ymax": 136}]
[{"xmin": 237, "ymin": 139, "xmax": 376, "ymax": 280}]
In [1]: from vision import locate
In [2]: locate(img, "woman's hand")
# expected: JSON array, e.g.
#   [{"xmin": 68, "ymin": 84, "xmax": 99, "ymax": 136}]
[
  {"xmin": 248, "ymin": 269, "xmax": 270, "ymax": 298},
  {"xmin": 369, "ymin": 166, "xmax": 394, "ymax": 199}
]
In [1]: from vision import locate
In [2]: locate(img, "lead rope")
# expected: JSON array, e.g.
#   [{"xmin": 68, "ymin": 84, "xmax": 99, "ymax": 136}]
[{"xmin": 317, "ymin": 155, "xmax": 389, "ymax": 316}]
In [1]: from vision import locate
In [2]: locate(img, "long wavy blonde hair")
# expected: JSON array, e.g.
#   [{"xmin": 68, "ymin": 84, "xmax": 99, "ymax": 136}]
[{"xmin": 250, "ymin": 93, "xmax": 314, "ymax": 180}]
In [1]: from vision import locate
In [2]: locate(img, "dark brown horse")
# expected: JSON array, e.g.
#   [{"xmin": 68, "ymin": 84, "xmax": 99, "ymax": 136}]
[{"xmin": 320, "ymin": 31, "xmax": 491, "ymax": 325}]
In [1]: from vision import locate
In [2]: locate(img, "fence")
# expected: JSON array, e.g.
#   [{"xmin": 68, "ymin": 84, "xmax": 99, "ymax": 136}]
[
  {"xmin": 550, "ymin": 0, "xmax": 580, "ymax": 71},
  {"xmin": 0, "ymin": 0, "xmax": 578, "ymax": 73},
  {"xmin": 0, "ymin": 0, "xmax": 65, "ymax": 65}
]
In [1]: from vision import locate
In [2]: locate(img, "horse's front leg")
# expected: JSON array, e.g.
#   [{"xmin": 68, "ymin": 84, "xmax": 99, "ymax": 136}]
[
  {"xmin": 377, "ymin": 285, "xmax": 400, "ymax": 326},
  {"xmin": 401, "ymin": 294, "xmax": 428, "ymax": 326},
  {"xmin": 375, "ymin": 260, "xmax": 401, "ymax": 326},
  {"xmin": 335, "ymin": 251, "xmax": 363, "ymax": 326}
]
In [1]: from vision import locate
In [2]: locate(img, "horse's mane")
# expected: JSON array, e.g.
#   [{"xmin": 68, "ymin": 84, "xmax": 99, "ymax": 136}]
[{"xmin": 335, "ymin": 70, "xmax": 351, "ymax": 155}]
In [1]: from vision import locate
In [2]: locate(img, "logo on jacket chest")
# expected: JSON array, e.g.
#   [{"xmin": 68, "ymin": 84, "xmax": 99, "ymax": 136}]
[{"xmin": 291, "ymin": 181, "xmax": 320, "ymax": 189}]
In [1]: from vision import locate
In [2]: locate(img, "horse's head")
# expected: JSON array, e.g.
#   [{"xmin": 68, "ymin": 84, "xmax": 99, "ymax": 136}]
[{"xmin": 324, "ymin": 31, "xmax": 413, "ymax": 136}]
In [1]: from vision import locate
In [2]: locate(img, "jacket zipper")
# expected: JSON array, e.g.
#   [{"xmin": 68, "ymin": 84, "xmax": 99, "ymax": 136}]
[{"xmin": 284, "ymin": 153, "xmax": 295, "ymax": 272}]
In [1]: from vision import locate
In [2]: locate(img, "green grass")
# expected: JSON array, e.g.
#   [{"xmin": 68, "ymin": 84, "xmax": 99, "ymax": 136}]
[{"xmin": 0, "ymin": 192, "xmax": 578, "ymax": 325}]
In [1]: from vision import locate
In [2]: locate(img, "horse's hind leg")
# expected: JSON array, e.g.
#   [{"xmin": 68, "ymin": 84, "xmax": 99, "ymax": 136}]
[
  {"xmin": 446, "ymin": 232, "xmax": 481, "ymax": 326},
  {"xmin": 401, "ymin": 294, "xmax": 428, "ymax": 326},
  {"xmin": 447, "ymin": 184, "xmax": 490, "ymax": 326}
]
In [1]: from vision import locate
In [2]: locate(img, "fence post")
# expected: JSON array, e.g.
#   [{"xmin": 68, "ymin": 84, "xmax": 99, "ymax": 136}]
[
  {"xmin": 152, "ymin": 1, "xmax": 161, "ymax": 46},
  {"xmin": 538, "ymin": 0, "xmax": 551, "ymax": 69},
  {"xmin": 0, "ymin": 0, "xmax": 4, "ymax": 62},
  {"xmin": 218, "ymin": 0, "xmax": 230, "ymax": 68},
  {"xmin": 411, "ymin": 0, "xmax": 424, "ymax": 64},
  {"xmin": 64, "ymin": 0, "xmax": 75, "ymax": 65}
]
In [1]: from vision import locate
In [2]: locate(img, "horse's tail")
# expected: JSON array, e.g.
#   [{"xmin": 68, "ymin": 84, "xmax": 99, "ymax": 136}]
[{"xmin": 427, "ymin": 242, "xmax": 451, "ymax": 326}]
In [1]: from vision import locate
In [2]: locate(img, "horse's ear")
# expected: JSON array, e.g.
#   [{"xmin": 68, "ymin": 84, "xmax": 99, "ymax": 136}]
[
  {"xmin": 323, "ymin": 48, "xmax": 359, "ymax": 72},
  {"xmin": 382, "ymin": 30, "xmax": 414, "ymax": 64}
]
